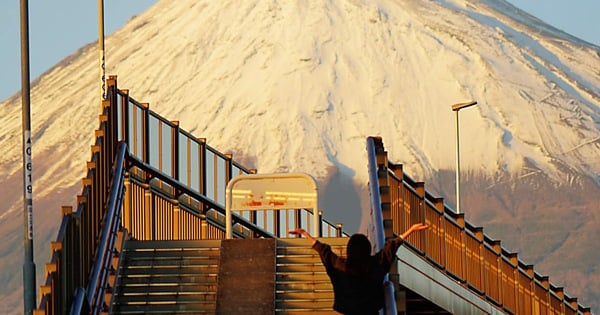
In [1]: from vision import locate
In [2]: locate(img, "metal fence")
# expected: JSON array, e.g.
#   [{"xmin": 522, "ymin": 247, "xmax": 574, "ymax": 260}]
[
  {"xmin": 35, "ymin": 91, "xmax": 123, "ymax": 314},
  {"xmin": 35, "ymin": 76, "xmax": 346, "ymax": 314},
  {"xmin": 35, "ymin": 76, "xmax": 592, "ymax": 314},
  {"xmin": 367, "ymin": 136, "xmax": 591, "ymax": 315}
]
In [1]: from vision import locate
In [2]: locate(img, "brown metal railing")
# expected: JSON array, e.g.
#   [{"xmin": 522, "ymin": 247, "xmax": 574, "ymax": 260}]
[
  {"xmin": 368, "ymin": 136, "xmax": 591, "ymax": 315},
  {"xmin": 70, "ymin": 142, "xmax": 128, "ymax": 315},
  {"xmin": 35, "ymin": 84, "xmax": 122, "ymax": 314},
  {"xmin": 36, "ymin": 76, "xmax": 347, "ymax": 314}
]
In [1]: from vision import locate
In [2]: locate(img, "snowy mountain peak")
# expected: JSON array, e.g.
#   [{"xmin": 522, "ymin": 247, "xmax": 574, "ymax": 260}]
[{"xmin": 1, "ymin": 0, "xmax": 599, "ymax": 313}]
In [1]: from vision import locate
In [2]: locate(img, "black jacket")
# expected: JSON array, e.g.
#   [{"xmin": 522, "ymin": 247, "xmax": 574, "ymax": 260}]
[{"xmin": 313, "ymin": 238, "xmax": 404, "ymax": 315}]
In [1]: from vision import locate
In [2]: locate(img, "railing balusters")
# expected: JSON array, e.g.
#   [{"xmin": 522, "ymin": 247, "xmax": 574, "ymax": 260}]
[
  {"xmin": 36, "ymin": 82, "xmax": 591, "ymax": 315},
  {"xmin": 368, "ymin": 136, "xmax": 591, "ymax": 314}
]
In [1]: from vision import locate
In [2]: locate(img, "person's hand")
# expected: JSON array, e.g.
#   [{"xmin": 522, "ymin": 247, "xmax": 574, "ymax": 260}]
[
  {"xmin": 401, "ymin": 223, "xmax": 429, "ymax": 239},
  {"xmin": 409, "ymin": 223, "xmax": 428, "ymax": 232},
  {"xmin": 289, "ymin": 228, "xmax": 306, "ymax": 236},
  {"xmin": 289, "ymin": 228, "xmax": 316, "ymax": 244}
]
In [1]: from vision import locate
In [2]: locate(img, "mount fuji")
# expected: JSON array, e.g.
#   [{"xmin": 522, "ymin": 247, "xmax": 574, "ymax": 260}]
[{"xmin": 1, "ymin": 0, "xmax": 599, "ymax": 313}]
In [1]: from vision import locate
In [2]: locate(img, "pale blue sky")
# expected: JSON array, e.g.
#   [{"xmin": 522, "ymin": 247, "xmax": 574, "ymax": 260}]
[{"xmin": 0, "ymin": 0, "xmax": 598, "ymax": 101}]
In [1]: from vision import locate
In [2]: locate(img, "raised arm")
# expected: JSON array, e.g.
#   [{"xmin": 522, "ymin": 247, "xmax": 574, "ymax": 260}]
[
  {"xmin": 288, "ymin": 228, "xmax": 317, "ymax": 245},
  {"xmin": 399, "ymin": 223, "xmax": 428, "ymax": 240}
]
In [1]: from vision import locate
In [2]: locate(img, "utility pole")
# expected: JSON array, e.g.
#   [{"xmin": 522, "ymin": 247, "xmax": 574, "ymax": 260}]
[
  {"xmin": 20, "ymin": 0, "xmax": 37, "ymax": 313},
  {"xmin": 99, "ymin": 0, "xmax": 106, "ymax": 104}
]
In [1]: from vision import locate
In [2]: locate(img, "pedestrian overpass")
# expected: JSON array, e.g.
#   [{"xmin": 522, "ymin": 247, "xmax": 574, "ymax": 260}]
[{"xmin": 34, "ymin": 76, "xmax": 592, "ymax": 314}]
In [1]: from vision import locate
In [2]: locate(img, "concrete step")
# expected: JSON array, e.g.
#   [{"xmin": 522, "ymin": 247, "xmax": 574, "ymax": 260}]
[
  {"xmin": 112, "ymin": 301, "xmax": 217, "ymax": 314},
  {"xmin": 119, "ymin": 265, "xmax": 219, "ymax": 277},
  {"xmin": 275, "ymin": 237, "xmax": 348, "ymax": 314},
  {"xmin": 112, "ymin": 239, "xmax": 221, "ymax": 315},
  {"xmin": 118, "ymin": 274, "xmax": 217, "ymax": 285},
  {"xmin": 116, "ymin": 283, "xmax": 217, "ymax": 294}
]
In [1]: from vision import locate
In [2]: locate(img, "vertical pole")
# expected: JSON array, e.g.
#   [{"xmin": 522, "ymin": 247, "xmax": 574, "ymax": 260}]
[
  {"xmin": 318, "ymin": 210, "xmax": 323, "ymax": 238},
  {"xmin": 98, "ymin": 0, "xmax": 106, "ymax": 105},
  {"xmin": 455, "ymin": 110, "xmax": 461, "ymax": 214},
  {"xmin": 20, "ymin": 0, "xmax": 36, "ymax": 313},
  {"xmin": 451, "ymin": 101, "xmax": 476, "ymax": 214}
]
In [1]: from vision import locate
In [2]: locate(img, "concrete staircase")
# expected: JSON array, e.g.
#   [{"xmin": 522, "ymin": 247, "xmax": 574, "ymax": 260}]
[
  {"xmin": 110, "ymin": 238, "xmax": 349, "ymax": 314},
  {"xmin": 111, "ymin": 240, "xmax": 221, "ymax": 314},
  {"xmin": 275, "ymin": 238, "xmax": 348, "ymax": 314}
]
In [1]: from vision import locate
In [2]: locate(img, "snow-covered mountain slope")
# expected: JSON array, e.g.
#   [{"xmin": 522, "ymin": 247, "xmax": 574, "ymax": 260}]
[{"xmin": 1, "ymin": 0, "xmax": 598, "ymax": 313}]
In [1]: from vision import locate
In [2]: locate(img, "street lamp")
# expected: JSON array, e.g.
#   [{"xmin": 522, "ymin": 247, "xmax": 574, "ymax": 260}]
[{"xmin": 451, "ymin": 101, "xmax": 477, "ymax": 214}]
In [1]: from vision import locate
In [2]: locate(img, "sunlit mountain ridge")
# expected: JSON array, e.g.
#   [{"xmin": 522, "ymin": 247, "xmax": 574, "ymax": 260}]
[{"xmin": 1, "ymin": 0, "xmax": 599, "ymax": 313}]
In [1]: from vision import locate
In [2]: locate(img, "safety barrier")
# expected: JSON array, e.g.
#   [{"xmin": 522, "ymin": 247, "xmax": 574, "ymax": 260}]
[
  {"xmin": 69, "ymin": 142, "xmax": 128, "ymax": 314},
  {"xmin": 366, "ymin": 137, "xmax": 397, "ymax": 315},
  {"xmin": 115, "ymin": 79, "xmax": 344, "ymax": 240},
  {"xmin": 368, "ymin": 136, "xmax": 591, "ymax": 315},
  {"xmin": 35, "ymin": 76, "xmax": 591, "ymax": 314},
  {"xmin": 35, "ymin": 81, "xmax": 122, "ymax": 314},
  {"xmin": 35, "ymin": 76, "xmax": 346, "ymax": 314}
]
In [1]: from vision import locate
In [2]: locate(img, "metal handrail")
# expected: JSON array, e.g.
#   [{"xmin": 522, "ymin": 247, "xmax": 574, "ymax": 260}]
[
  {"xmin": 117, "ymin": 86, "xmax": 348, "ymax": 240},
  {"xmin": 127, "ymin": 154, "xmax": 273, "ymax": 238},
  {"xmin": 70, "ymin": 142, "xmax": 127, "ymax": 314},
  {"xmin": 366, "ymin": 137, "xmax": 397, "ymax": 315},
  {"xmin": 373, "ymin": 137, "xmax": 592, "ymax": 314}
]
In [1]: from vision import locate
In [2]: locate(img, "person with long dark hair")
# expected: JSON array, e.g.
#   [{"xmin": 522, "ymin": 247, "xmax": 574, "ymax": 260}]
[{"xmin": 289, "ymin": 223, "xmax": 428, "ymax": 315}]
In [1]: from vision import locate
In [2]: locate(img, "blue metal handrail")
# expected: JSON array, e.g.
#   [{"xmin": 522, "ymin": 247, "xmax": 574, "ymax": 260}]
[
  {"xmin": 366, "ymin": 137, "xmax": 397, "ymax": 315},
  {"xmin": 70, "ymin": 142, "xmax": 128, "ymax": 315}
]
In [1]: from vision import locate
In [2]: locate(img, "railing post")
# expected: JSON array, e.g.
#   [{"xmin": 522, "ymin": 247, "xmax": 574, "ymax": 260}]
[
  {"xmin": 295, "ymin": 209, "xmax": 301, "ymax": 231},
  {"xmin": 335, "ymin": 223, "xmax": 342, "ymax": 237},
  {"xmin": 122, "ymin": 176, "xmax": 132, "ymax": 234},
  {"xmin": 389, "ymin": 163, "xmax": 404, "ymax": 233},
  {"xmin": 464, "ymin": 225, "xmax": 485, "ymax": 294},
  {"xmin": 520, "ymin": 263, "xmax": 535, "ymax": 314},
  {"xmin": 275, "ymin": 210, "xmax": 281, "ymax": 238},
  {"xmin": 457, "ymin": 213, "xmax": 467, "ymax": 281},
  {"xmin": 75, "ymin": 195, "xmax": 86, "ymax": 289},
  {"xmin": 120, "ymin": 89, "xmax": 129, "ymax": 144},
  {"xmin": 200, "ymin": 214, "xmax": 208, "ymax": 240},
  {"xmin": 225, "ymin": 153, "xmax": 233, "ymax": 183},
  {"xmin": 318, "ymin": 210, "xmax": 323, "ymax": 237},
  {"xmin": 536, "ymin": 275, "xmax": 550, "ymax": 314},
  {"xmin": 199, "ymin": 138, "xmax": 207, "ymax": 197},
  {"xmin": 413, "ymin": 182, "xmax": 425, "ymax": 251},
  {"xmin": 173, "ymin": 202, "xmax": 180, "ymax": 240},
  {"xmin": 502, "ymin": 251, "xmax": 519, "ymax": 313},
  {"xmin": 144, "ymin": 190, "xmax": 152, "ymax": 240},
  {"xmin": 485, "ymin": 239, "xmax": 502, "ymax": 304},
  {"xmin": 157, "ymin": 120, "xmax": 163, "ymax": 172},
  {"xmin": 171, "ymin": 121, "xmax": 179, "ymax": 180},
  {"xmin": 141, "ymin": 103, "xmax": 150, "ymax": 164},
  {"xmin": 224, "ymin": 153, "xmax": 233, "ymax": 209},
  {"xmin": 432, "ymin": 197, "xmax": 446, "ymax": 266},
  {"xmin": 553, "ymin": 286, "xmax": 565, "ymax": 314},
  {"xmin": 60, "ymin": 206, "xmax": 72, "ymax": 314}
]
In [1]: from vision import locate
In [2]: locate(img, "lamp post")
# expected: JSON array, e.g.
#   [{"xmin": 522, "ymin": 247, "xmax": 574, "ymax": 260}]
[{"xmin": 451, "ymin": 101, "xmax": 477, "ymax": 214}]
